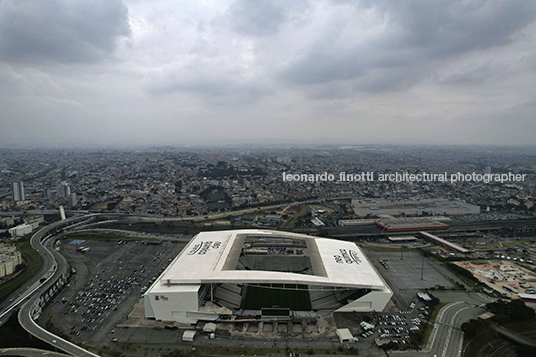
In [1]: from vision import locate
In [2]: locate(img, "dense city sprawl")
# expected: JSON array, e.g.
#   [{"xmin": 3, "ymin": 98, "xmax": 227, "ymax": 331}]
[{"xmin": 1, "ymin": 146, "xmax": 534, "ymax": 218}]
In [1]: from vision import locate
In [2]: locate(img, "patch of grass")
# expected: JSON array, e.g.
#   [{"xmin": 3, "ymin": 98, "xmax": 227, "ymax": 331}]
[
  {"xmin": 445, "ymin": 263, "xmax": 480, "ymax": 288},
  {"xmin": 504, "ymin": 319, "xmax": 536, "ymax": 332},
  {"xmin": 0, "ymin": 309, "xmax": 54, "ymax": 350},
  {"xmin": 122, "ymin": 222, "xmax": 190, "ymax": 234},
  {"xmin": 462, "ymin": 328, "xmax": 498, "ymax": 357},
  {"xmin": 0, "ymin": 235, "xmax": 44, "ymax": 304},
  {"xmin": 285, "ymin": 205, "xmax": 311, "ymax": 228},
  {"xmin": 115, "ymin": 342, "xmax": 141, "ymax": 352},
  {"xmin": 194, "ymin": 346, "xmax": 288, "ymax": 356},
  {"xmin": 463, "ymin": 242, "xmax": 512, "ymax": 250},
  {"xmin": 207, "ymin": 202, "xmax": 227, "ymax": 210},
  {"xmin": 193, "ymin": 346, "xmax": 354, "ymax": 355},
  {"xmin": 89, "ymin": 202, "xmax": 109, "ymax": 211},
  {"xmin": 462, "ymin": 318, "xmax": 536, "ymax": 357},
  {"xmin": 116, "ymin": 343, "xmax": 356, "ymax": 357},
  {"xmin": 364, "ymin": 247, "xmax": 405, "ymax": 252}
]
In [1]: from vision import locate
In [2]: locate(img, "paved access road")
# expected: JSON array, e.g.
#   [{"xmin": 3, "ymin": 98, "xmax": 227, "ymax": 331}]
[
  {"xmin": 2, "ymin": 215, "xmax": 103, "ymax": 357},
  {"xmin": 0, "ymin": 215, "xmax": 104, "ymax": 325},
  {"xmin": 0, "ymin": 219, "xmax": 67, "ymax": 326},
  {"xmin": 393, "ymin": 300, "xmax": 487, "ymax": 357}
]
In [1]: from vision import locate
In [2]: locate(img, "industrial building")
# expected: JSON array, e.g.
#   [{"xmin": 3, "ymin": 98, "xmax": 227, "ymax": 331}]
[
  {"xmin": 144, "ymin": 229, "xmax": 392, "ymax": 324},
  {"xmin": 375, "ymin": 219, "xmax": 449, "ymax": 232},
  {"xmin": 352, "ymin": 199, "xmax": 480, "ymax": 217}
]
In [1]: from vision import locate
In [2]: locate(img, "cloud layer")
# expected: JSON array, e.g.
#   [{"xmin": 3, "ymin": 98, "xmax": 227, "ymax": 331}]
[{"xmin": 0, "ymin": 0, "xmax": 535, "ymax": 147}]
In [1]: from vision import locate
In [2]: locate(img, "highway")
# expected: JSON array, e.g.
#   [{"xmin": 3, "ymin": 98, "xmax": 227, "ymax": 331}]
[
  {"xmin": 0, "ymin": 219, "xmax": 67, "ymax": 326},
  {"xmin": 392, "ymin": 301, "xmax": 487, "ymax": 357},
  {"xmin": 2, "ymin": 211, "xmax": 529, "ymax": 357},
  {"xmin": 0, "ymin": 215, "xmax": 102, "ymax": 357},
  {"xmin": 0, "ymin": 197, "xmax": 355, "ymax": 223},
  {"xmin": 20, "ymin": 216, "xmax": 101, "ymax": 356},
  {"xmin": 0, "ymin": 215, "xmax": 101, "ymax": 325},
  {"xmin": 320, "ymin": 201, "xmax": 345, "ymax": 227}
]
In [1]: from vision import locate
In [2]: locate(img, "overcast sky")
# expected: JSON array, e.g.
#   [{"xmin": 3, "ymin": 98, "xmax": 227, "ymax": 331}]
[{"xmin": 1, "ymin": 0, "xmax": 535, "ymax": 148}]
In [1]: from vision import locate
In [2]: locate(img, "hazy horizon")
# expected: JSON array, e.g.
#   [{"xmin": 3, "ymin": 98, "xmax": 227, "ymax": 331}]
[
  {"xmin": 1, "ymin": 0, "xmax": 535, "ymax": 148},
  {"xmin": 3, "ymin": 142, "xmax": 536, "ymax": 153}
]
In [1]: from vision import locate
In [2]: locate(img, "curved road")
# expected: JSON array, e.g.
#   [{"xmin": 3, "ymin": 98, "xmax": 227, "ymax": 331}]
[
  {"xmin": 393, "ymin": 301, "xmax": 488, "ymax": 357},
  {"xmin": 2, "ymin": 212, "xmax": 511, "ymax": 357},
  {"xmin": 0, "ymin": 215, "xmax": 101, "ymax": 357},
  {"xmin": 0, "ymin": 219, "xmax": 68, "ymax": 326}
]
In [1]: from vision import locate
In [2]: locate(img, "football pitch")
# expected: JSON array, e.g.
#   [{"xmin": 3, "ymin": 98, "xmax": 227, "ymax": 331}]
[{"xmin": 242, "ymin": 285, "xmax": 311, "ymax": 310}]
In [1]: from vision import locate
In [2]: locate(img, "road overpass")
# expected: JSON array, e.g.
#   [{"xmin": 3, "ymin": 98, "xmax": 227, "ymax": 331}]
[
  {"xmin": 0, "ymin": 215, "xmax": 102, "ymax": 357},
  {"xmin": 491, "ymin": 323, "xmax": 536, "ymax": 347},
  {"xmin": 0, "ymin": 215, "xmax": 102, "ymax": 326}
]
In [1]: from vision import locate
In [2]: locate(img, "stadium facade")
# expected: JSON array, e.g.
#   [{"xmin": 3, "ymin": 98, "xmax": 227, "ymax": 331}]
[{"xmin": 144, "ymin": 229, "xmax": 392, "ymax": 324}]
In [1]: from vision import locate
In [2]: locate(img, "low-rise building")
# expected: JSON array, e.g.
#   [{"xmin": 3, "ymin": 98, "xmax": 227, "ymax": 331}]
[
  {"xmin": 9, "ymin": 223, "xmax": 33, "ymax": 237},
  {"xmin": 0, "ymin": 244, "xmax": 23, "ymax": 278}
]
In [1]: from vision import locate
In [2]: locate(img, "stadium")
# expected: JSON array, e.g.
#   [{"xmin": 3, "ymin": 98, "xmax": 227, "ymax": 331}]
[{"xmin": 144, "ymin": 229, "xmax": 392, "ymax": 324}]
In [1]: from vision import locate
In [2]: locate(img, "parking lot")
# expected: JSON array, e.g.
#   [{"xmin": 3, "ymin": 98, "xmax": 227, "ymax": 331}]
[
  {"xmin": 333, "ymin": 296, "xmax": 432, "ymax": 348},
  {"xmin": 36, "ymin": 239, "xmax": 449, "ymax": 354},
  {"xmin": 365, "ymin": 250, "xmax": 454, "ymax": 308},
  {"xmin": 39, "ymin": 238, "xmax": 187, "ymax": 346}
]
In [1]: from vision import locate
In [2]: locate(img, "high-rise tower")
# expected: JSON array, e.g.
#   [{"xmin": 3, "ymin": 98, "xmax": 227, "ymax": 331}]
[
  {"xmin": 12, "ymin": 181, "xmax": 25, "ymax": 202},
  {"xmin": 58, "ymin": 182, "xmax": 71, "ymax": 198}
]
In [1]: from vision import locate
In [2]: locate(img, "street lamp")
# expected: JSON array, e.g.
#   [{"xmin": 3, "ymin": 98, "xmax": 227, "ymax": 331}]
[{"xmin": 421, "ymin": 253, "xmax": 425, "ymax": 280}]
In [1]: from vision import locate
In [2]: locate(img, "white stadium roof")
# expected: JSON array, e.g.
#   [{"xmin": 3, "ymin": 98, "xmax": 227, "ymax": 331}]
[{"xmin": 152, "ymin": 229, "xmax": 386, "ymax": 290}]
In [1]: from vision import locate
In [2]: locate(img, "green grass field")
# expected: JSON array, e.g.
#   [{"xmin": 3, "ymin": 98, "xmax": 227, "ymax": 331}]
[
  {"xmin": 0, "ymin": 310, "xmax": 54, "ymax": 350},
  {"xmin": 242, "ymin": 285, "xmax": 311, "ymax": 310},
  {"xmin": 284, "ymin": 205, "xmax": 311, "ymax": 228},
  {"xmin": 191, "ymin": 346, "xmax": 355, "ymax": 356},
  {"xmin": 89, "ymin": 202, "xmax": 108, "ymax": 211}
]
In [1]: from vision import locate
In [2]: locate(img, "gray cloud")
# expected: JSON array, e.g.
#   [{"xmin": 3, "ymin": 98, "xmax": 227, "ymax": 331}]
[
  {"xmin": 0, "ymin": 0, "xmax": 130, "ymax": 63},
  {"xmin": 435, "ymin": 62, "xmax": 512, "ymax": 86},
  {"xmin": 282, "ymin": 0, "xmax": 536, "ymax": 92},
  {"xmin": 377, "ymin": 0, "xmax": 536, "ymax": 56},
  {"xmin": 223, "ymin": 0, "xmax": 309, "ymax": 37},
  {"xmin": 0, "ymin": 0, "xmax": 535, "ymax": 148},
  {"xmin": 144, "ymin": 58, "xmax": 275, "ymax": 104}
]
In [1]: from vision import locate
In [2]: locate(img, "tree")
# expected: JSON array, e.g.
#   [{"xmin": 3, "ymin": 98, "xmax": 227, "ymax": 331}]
[
  {"xmin": 509, "ymin": 299, "xmax": 535, "ymax": 321},
  {"xmin": 15, "ymin": 263, "xmax": 25, "ymax": 272},
  {"xmin": 162, "ymin": 349, "xmax": 184, "ymax": 357},
  {"xmin": 487, "ymin": 299, "xmax": 535, "ymax": 322},
  {"xmin": 409, "ymin": 331, "xmax": 424, "ymax": 348},
  {"xmin": 516, "ymin": 345, "xmax": 536, "ymax": 357},
  {"xmin": 461, "ymin": 319, "xmax": 484, "ymax": 338}
]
